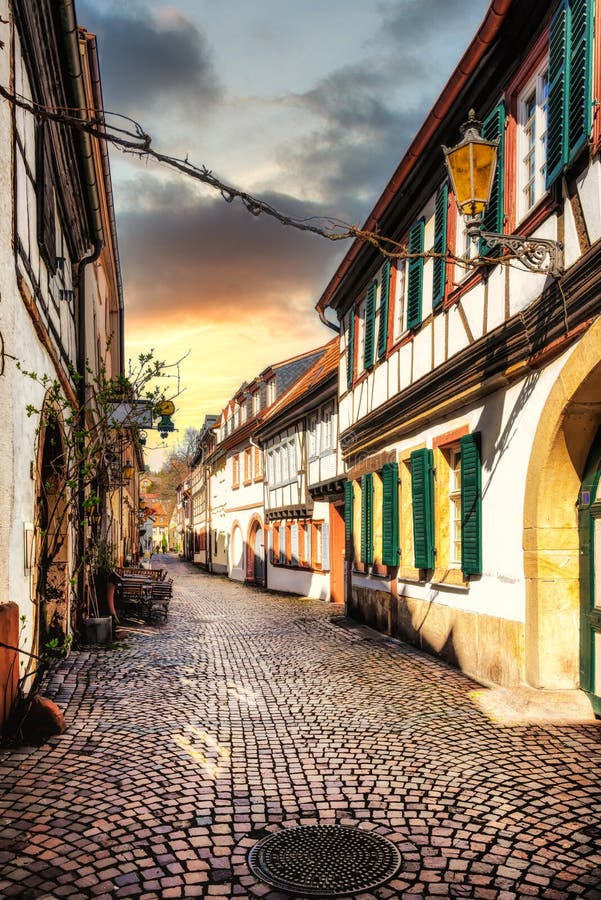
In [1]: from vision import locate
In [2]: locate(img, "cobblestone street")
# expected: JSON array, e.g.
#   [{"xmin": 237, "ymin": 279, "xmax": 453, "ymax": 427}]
[{"xmin": 1, "ymin": 557, "xmax": 601, "ymax": 899}]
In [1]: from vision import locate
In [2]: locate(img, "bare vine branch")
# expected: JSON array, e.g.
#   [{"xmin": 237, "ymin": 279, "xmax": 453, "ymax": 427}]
[{"xmin": 0, "ymin": 83, "xmax": 508, "ymax": 270}]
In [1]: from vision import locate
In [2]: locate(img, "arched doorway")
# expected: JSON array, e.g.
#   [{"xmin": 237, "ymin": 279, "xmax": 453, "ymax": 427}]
[
  {"xmin": 524, "ymin": 318, "xmax": 601, "ymax": 692},
  {"xmin": 246, "ymin": 518, "xmax": 265, "ymax": 586},
  {"xmin": 35, "ymin": 414, "xmax": 70, "ymax": 649}
]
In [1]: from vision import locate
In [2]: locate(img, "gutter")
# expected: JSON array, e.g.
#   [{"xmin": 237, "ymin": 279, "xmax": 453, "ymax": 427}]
[
  {"xmin": 85, "ymin": 31, "xmax": 125, "ymax": 375},
  {"xmin": 56, "ymin": 1, "xmax": 104, "ymax": 253},
  {"xmin": 315, "ymin": 0, "xmax": 513, "ymax": 315}
]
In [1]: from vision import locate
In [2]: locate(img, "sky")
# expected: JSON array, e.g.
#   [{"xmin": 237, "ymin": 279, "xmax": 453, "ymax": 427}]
[{"xmin": 78, "ymin": 0, "xmax": 489, "ymax": 465}]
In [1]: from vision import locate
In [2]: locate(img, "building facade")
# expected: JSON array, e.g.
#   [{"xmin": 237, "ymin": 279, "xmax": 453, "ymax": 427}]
[
  {"xmin": 208, "ymin": 349, "xmax": 324, "ymax": 584},
  {"xmin": 190, "ymin": 415, "xmax": 219, "ymax": 569},
  {"xmin": 0, "ymin": 0, "xmax": 128, "ymax": 724},
  {"xmin": 316, "ymin": 0, "xmax": 601, "ymax": 712},
  {"xmin": 256, "ymin": 339, "xmax": 346, "ymax": 601}
]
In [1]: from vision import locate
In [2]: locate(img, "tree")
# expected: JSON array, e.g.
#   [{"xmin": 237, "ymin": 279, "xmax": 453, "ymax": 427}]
[{"xmin": 20, "ymin": 350, "xmax": 181, "ymax": 642}]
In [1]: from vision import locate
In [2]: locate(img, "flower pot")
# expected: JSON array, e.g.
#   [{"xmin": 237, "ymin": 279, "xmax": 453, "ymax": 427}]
[{"xmin": 84, "ymin": 616, "xmax": 112, "ymax": 644}]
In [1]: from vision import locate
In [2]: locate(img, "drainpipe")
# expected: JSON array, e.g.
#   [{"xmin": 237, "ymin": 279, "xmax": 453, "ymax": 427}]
[
  {"xmin": 74, "ymin": 240, "xmax": 102, "ymax": 622},
  {"xmin": 57, "ymin": 1, "xmax": 107, "ymax": 622}
]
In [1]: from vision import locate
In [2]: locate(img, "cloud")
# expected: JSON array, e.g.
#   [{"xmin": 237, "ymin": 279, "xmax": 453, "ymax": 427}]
[
  {"xmin": 78, "ymin": 1, "xmax": 222, "ymax": 117},
  {"xmin": 272, "ymin": 0, "xmax": 488, "ymax": 215},
  {"xmin": 117, "ymin": 174, "xmax": 345, "ymax": 331}
]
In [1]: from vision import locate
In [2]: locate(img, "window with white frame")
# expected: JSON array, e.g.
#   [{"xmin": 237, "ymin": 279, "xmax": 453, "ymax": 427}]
[
  {"xmin": 252, "ymin": 390, "xmax": 260, "ymax": 415},
  {"xmin": 322, "ymin": 406, "xmax": 333, "ymax": 453},
  {"xmin": 392, "ymin": 260, "xmax": 406, "ymax": 344},
  {"xmin": 517, "ymin": 64, "xmax": 549, "ymax": 220},
  {"xmin": 266, "ymin": 378, "xmax": 276, "ymax": 406},
  {"xmin": 356, "ymin": 298, "xmax": 366, "ymax": 374},
  {"xmin": 274, "ymin": 446, "xmax": 281, "ymax": 484},
  {"xmin": 449, "ymin": 445, "xmax": 462, "ymax": 566},
  {"xmin": 282, "ymin": 442, "xmax": 290, "ymax": 482},
  {"xmin": 308, "ymin": 416, "xmax": 318, "ymax": 459}
]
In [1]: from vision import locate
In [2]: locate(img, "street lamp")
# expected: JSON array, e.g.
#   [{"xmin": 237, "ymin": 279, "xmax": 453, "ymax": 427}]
[
  {"xmin": 122, "ymin": 461, "xmax": 134, "ymax": 480},
  {"xmin": 443, "ymin": 109, "xmax": 563, "ymax": 277}
]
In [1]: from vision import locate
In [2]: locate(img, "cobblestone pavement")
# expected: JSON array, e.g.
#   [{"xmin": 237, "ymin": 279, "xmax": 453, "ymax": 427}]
[{"xmin": 1, "ymin": 556, "xmax": 601, "ymax": 899}]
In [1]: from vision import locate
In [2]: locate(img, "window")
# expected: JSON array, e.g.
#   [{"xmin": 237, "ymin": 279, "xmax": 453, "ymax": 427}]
[
  {"xmin": 290, "ymin": 523, "xmax": 299, "ymax": 566},
  {"xmin": 363, "ymin": 280, "xmax": 378, "ymax": 370},
  {"xmin": 244, "ymin": 447, "xmax": 252, "ymax": 484},
  {"xmin": 308, "ymin": 416, "xmax": 318, "ymax": 459},
  {"xmin": 518, "ymin": 65, "xmax": 549, "ymax": 219},
  {"xmin": 279, "ymin": 523, "xmax": 286, "ymax": 564},
  {"xmin": 377, "ymin": 261, "xmax": 391, "ymax": 358},
  {"xmin": 313, "ymin": 522, "xmax": 323, "ymax": 569},
  {"xmin": 406, "ymin": 219, "xmax": 425, "ymax": 329},
  {"xmin": 448, "ymin": 446, "xmax": 462, "ymax": 566},
  {"xmin": 322, "ymin": 407, "xmax": 333, "ymax": 453},
  {"xmin": 428, "ymin": 432, "xmax": 482, "ymax": 579},
  {"xmin": 252, "ymin": 391, "xmax": 261, "ymax": 415},
  {"xmin": 254, "ymin": 445, "xmax": 263, "ymax": 480},
  {"xmin": 234, "ymin": 406, "xmax": 240, "ymax": 429},
  {"xmin": 360, "ymin": 473, "xmax": 374, "ymax": 566},
  {"xmin": 546, "ymin": 0, "xmax": 593, "ymax": 186},
  {"xmin": 358, "ymin": 264, "xmax": 393, "ymax": 370},
  {"xmin": 232, "ymin": 454, "xmax": 240, "ymax": 489},
  {"xmin": 37, "ymin": 122, "xmax": 57, "ymax": 275},
  {"xmin": 274, "ymin": 447, "xmax": 281, "ymax": 484},
  {"xmin": 393, "ymin": 260, "xmax": 407, "ymax": 343},
  {"xmin": 266, "ymin": 378, "xmax": 276, "ymax": 406},
  {"xmin": 346, "ymin": 309, "xmax": 355, "ymax": 388},
  {"xmin": 356, "ymin": 298, "xmax": 366, "ymax": 374},
  {"xmin": 282, "ymin": 443, "xmax": 290, "ymax": 482},
  {"xmin": 299, "ymin": 521, "xmax": 311, "ymax": 567}
]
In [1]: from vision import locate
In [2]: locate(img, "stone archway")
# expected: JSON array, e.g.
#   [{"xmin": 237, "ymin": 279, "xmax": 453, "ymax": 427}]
[{"xmin": 524, "ymin": 319, "xmax": 601, "ymax": 689}]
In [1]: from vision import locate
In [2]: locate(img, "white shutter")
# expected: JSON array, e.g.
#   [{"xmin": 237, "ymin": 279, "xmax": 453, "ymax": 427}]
[{"xmin": 291, "ymin": 524, "xmax": 299, "ymax": 565}]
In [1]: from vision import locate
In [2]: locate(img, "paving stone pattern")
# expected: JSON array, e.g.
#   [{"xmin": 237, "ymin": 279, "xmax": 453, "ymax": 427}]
[{"xmin": 1, "ymin": 556, "xmax": 601, "ymax": 899}]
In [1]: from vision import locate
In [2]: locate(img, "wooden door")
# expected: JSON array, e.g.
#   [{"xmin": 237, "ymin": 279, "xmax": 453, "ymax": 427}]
[{"xmin": 329, "ymin": 502, "xmax": 345, "ymax": 604}]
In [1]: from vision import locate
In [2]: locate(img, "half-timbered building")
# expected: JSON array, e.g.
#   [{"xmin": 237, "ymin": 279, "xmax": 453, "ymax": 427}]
[
  {"xmin": 256, "ymin": 339, "xmax": 346, "ymax": 601},
  {"xmin": 317, "ymin": 0, "xmax": 601, "ymax": 714}
]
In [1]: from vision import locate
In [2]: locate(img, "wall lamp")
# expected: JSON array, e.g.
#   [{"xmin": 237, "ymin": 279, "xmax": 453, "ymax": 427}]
[
  {"xmin": 443, "ymin": 110, "xmax": 563, "ymax": 277},
  {"xmin": 122, "ymin": 461, "xmax": 134, "ymax": 480}
]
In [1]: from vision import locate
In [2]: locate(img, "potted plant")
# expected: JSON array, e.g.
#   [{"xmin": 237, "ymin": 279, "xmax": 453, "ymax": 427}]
[{"xmin": 85, "ymin": 537, "xmax": 117, "ymax": 644}]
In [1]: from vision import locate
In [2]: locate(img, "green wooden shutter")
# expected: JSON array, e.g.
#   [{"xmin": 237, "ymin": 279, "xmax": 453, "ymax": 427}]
[
  {"xmin": 382, "ymin": 462, "xmax": 400, "ymax": 567},
  {"xmin": 407, "ymin": 219, "xmax": 425, "ymax": 330},
  {"xmin": 546, "ymin": 1, "xmax": 570, "ymax": 187},
  {"xmin": 567, "ymin": 0, "xmax": 593, "ymax": 163},
  {"xmin": 344, "ymin": 480, "xmax": 354, "ymax": 561},
  {"xmin": 377, "ymin": 261, "xmax": 391, "ymax": 358},
  {"xmin": 363, "ymin": 280, "xmax": 378, "ymax": 370},
  {"xmin": 432, "ymin": 182, "xmax": 448, "ymax": 309},
  {"xmin": 411, "ymin": 448, "xmax": 434, "ymax": 569},
  {"xmin": 479, "ymin": 103, "xmax": 505, "ymax": 257},
  {"xmin": 361, "ymin": 473, "xmax": 374, "ymax": 566},
  {"xmin": 346, "ymin": 309, "xmax": 355, "ymax": 389},
  {"xmin": 460, "ymin": 432, "xmax": 482, "ymax": 576}
]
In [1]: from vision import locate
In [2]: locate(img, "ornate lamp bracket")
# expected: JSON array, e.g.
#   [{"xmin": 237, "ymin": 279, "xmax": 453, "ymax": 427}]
[{"xmin": 479, "ymin": 232, "xmax": 563, "ymax": 278}]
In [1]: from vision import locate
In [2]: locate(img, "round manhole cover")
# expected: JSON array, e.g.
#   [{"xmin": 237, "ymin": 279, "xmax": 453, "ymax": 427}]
[{"xmin": 247, "ymin": 824, "xmax": 402, "ymax": 896}]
